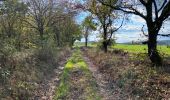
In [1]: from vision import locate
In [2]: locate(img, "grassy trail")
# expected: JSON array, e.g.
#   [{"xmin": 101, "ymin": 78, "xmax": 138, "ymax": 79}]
[{"xmin": 54, "ymin": 48, "xmax": 101, "ymax": 100}]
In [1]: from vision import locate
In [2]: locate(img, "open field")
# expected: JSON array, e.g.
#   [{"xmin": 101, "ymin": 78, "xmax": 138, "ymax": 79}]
[
  {"xmin": 75, "ymin": 42, "xmax": 170, "ymax": 55},
  {"xmin": 74, "ymin": 42, "xmax": 97, "ymax": 47},
  {"xmin": 113, "ymin": 44, "xmax": 170, "ymax": 55}
]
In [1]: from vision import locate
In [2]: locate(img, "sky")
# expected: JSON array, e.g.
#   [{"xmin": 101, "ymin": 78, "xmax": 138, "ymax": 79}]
[{"xmin": 75, "ymin": 9, "xmax": 170, "ymax": 43}]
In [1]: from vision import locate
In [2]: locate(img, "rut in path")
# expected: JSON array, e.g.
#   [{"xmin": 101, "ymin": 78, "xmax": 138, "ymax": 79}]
[
  {"xmin": 32, "ymin": 52, "xmax": 71, "ymax": 100},
  {"xmin": 33, "ymin": 62, "xmax": 66, "ymax": 100},
  {"xmin": 82, "ymin": 50, "xmax": 121, "ymax": 100}
]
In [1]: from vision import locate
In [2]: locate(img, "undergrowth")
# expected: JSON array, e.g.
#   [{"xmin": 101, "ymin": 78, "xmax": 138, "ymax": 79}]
[
  {"xmin": 85, "ymin": 47, "xmax": 170, "ymax": 99},
  {"xmin": 0, "ymin": 46, "xmax": 71, "ymax": 99}
]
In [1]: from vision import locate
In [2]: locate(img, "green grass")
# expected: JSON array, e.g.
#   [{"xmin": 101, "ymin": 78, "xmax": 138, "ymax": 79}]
[
  {"xmin": 113, "ymin": 44, "xmax": 170, "ymax": 55},
  {"xmin": 74, "ymin": 42, "xmax": 170, "ymax": 55},
  {"xmin": 113, "ymin": 44, "xmax": 147, "ymax": 53},
  {"xmin": 54, "ymin": 49, "xmax": 100, "ymax": 100},
  {"xmin": 74, "ymin": 42, "xmax": 97, "ymax": 47}
]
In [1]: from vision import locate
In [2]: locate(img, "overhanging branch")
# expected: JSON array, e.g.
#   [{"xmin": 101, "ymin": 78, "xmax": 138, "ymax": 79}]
[
  {"xmin": 158, "ymin": 34, "xmax": 170, "ymax": 37},
  {"xmin": 97, "ymin": 0, "xmax": 146, "ymax": 20}
]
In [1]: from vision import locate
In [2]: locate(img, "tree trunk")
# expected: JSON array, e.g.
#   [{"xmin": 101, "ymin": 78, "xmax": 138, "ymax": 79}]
[
  {"xmin": 71, "ymin": 38, "xmax": 75, "ymax": 47},
  {"xmin": 39, "ymin": 27, "xmax": 44, "ymax": 47},
  {"xmin": 85, "ymin": 36, "xmax": 88, "ymax": 47},
  {"xmin": 85, "ymin": 28, "xmax": 89, "ymax": 47},
  {"xmin": 103, "ymin": 40, "xmax": 108, "ymax": 52},
  {"xmin": 103, "ymin": 27, "xmax": 108, "ymax": 52},
  {"xmin": 148, "ymin": 30, "xmax": 162, "ymax": 65}
]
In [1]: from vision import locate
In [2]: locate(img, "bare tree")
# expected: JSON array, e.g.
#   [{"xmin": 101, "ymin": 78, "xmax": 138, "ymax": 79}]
[{"xmin": 24, "ymin": 0, "xmax": 53, "ymax": 42}]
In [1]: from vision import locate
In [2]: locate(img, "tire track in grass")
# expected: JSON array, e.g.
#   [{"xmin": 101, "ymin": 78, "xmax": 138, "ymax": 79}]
[
  {"xmin": 54, "ymin": 48, "xmax": 101, "ymax": 100},
  {"xmin": 81, "ymin": 48, "xmax": 120, "ymax": 100},
  {"xmin": 82, "ymin": 56, "xmax": 117, "ymax": 100}
]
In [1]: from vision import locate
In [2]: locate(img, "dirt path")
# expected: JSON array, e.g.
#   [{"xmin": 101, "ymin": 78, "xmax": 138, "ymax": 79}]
[
  {"xmin": 33, "ymin": 48, "xmax": 121, "ymax": 100},
  {"xmin": 32, "ymin": 58, "xmax": 69, "ymax": 100},
  {"xmin": 82, "ymin": 49, "xmax": 119, "ymax": 100}
]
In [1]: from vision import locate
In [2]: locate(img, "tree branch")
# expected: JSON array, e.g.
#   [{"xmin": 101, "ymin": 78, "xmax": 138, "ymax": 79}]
[
  {"xmin": 108, "ymin": 15, "xmax": 125, "ymax": 44},
  {"xmin": 97, "ymin": 0, "xmax": 146, "ymax": 20},
  {"xmin": 139, "ymin": 0, "xmax": 147, "ymax": 6},
  {"xmin": 158, "ymin": 34, "xmax": 170, "ymax": 37},
  {"xmin": 141, "ymin": 25, "xmax": 148, "ymax": 36},
  {"xmin": 152, "ymin": 0, "xmax": 158, "ymax": 20},
  {"xmin": 22, "ymin": 19, "xmax": 38, "ymax": 30},
  {"xmin": 158, "ymin": 0, "xmax": 167, "ymax": 12},
  {"xmin": 159, "ymin": 1, "xmax": 170, "ymax": 22}
]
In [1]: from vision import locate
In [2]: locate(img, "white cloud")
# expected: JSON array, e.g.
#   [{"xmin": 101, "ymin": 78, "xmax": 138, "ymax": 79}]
[
  {"xmin": 130, "ymin": 15, "xmax": 146, "ymax": 24},
  {"xmin": 123, "ymin": 24, "xmax": 142, "ymax": 31},
  {"xmin": 115, "ymin": 31, "xmax": 147, "ymax": 43}
]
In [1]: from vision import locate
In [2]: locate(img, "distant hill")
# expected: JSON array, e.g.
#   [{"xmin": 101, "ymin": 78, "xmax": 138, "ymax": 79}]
[
  {"xmin": 121, "ymin": 40, "xmax": 170, "ymax": 45},
  {"xmin": 157, "ymin": 40, "xmax": 170, "ymax": 45}
]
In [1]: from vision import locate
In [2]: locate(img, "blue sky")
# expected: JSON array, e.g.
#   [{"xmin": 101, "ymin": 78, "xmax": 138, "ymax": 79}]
[{"xmin": 75, "ymin": 11, "xmax": 170, "ymax": 43}]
